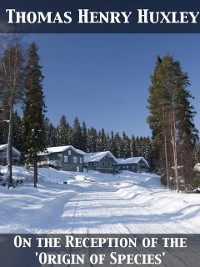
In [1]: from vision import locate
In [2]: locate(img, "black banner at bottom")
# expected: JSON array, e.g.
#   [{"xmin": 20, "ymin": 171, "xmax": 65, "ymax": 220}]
[{"xmin": 0, "ymin": 234, "xmax": 199, "ymax": 267}]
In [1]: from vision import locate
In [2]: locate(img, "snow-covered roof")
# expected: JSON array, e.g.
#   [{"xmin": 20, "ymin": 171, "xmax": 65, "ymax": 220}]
[
  {"xmin": 0, "ymin": 144, "xmax": 8, "ymax": 151},
  {"xmin": 0, "ymin": 144, "xmax": 21, "ymax": 155},
  {"xmin": 117, "ymin": 157, "xmax": 149, "ymax": 166},
  {"xmin": 38, "ymin": 145, "xmax": 86, "ymax": 156},
  {"xmin": 84, "ymin": 151, "xmax": 118, "ymax": 163}
]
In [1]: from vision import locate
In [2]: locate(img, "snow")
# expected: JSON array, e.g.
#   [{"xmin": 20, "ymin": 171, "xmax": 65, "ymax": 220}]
[
  {"xmin": 0, "ymin": 167, "xmax": 200, "ymax": 234},
  {"xmin": 117, "ymin": 157, "xmax": 149, "ymax": 165},
  {"xmin": 84, "ymin": 151, "xmax": 118, "ymax": 163},
  {"xmin": 0, "ymin": 144, "xmax": 8, "ymax": 150},
  {"xmin": 38, "ymin": 145, "xmax": 86, "ymax": 155},
  {"xmin": 194, "ymin": 163, "xmax": 200, "ymax": 172},
  {"xmin": 0, "ymin": 144, "xmax": 21, "ymax": 155}
]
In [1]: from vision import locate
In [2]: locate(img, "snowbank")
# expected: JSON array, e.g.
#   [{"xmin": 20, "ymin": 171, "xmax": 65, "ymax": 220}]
[{"xmin": 0, "ymin": 168, "xmax": 199, "ymax": 234}]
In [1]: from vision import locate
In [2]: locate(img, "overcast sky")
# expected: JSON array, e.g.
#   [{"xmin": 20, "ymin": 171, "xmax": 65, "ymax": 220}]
[{"xmin": 29, "ymin": 34, "xmax": 200, "ymax": 137}]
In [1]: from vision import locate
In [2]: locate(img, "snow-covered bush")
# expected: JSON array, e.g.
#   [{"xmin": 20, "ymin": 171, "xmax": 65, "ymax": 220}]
[{"xmin": 191, "ymin": 172, "xmax": 200, "ymax": 193}]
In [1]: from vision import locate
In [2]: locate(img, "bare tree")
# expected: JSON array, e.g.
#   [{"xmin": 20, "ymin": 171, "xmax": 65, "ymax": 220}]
[{"xmin": 0, "ymin": 35, "xmax": 25, "ymax": 187}]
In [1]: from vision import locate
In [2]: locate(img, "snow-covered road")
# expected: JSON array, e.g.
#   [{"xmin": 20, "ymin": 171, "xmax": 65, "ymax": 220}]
[{"xmin": 0, "ymin": 168, "xmax": 200, "ymax": 234}]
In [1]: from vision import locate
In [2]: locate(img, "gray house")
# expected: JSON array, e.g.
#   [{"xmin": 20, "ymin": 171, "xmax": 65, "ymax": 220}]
[
  {"xmin": 0, "ymin": 144, "xmax": 21, "ymax": 166},
  {"xmin": 84, "ymin": 151, "xmax": 118, "ymax": 173},
  {"xmin": 38, "ymin": 145, "xmax": 85, "ymax": 172},
  {"xmin": 117, "ymin": 157, "xmax": 149, "ymax": 173}
]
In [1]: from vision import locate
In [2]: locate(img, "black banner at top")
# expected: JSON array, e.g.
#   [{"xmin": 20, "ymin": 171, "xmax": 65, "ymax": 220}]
[{"xmin": 0, "ymin": 0, "xmax": 200, "ymax": 33}]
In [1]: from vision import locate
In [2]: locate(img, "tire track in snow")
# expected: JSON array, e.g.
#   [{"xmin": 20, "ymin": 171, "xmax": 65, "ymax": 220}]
[
  {"xmin": 62, "ymin": 184, "xmax": 133, "ymax": 234},
  {"xmin": 63, "ymin": 192, "xmax": 90, "ymax": 234}
]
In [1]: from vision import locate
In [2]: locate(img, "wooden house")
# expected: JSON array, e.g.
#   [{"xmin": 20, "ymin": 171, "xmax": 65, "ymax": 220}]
[
  {"xmin": 0, "ymin": 144, "xmax": 21, "ymax": 166},
  {"xmin": 84, "ymin": 151, "xmax": 118, "ymax": 173},
  {"xmin": 117, "ymin": 157, "xmax": 149, "ymax": 173},
  {"xmin": 37, "ymin": 145, "xmax": 85, "ymax": 172}
]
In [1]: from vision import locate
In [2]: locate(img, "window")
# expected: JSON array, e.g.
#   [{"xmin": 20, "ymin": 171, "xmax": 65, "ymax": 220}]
[
  {"xmin": 80, "ymin": 158, "xmax": 83, "ymax": 164},
  {"xmin": 57, "ymin": 153, "xmax": 63, "ymax": 159},
  {"xmin": 68, "ymin": 150, "xmax": 71, "ymax": 155},
  {"xmin": 73, "ymin": 157, "xmax": 77, "ymax": 163},
  {"xmin": 64, "ymin": 156, "xmax": 68, "ymax": 163}
]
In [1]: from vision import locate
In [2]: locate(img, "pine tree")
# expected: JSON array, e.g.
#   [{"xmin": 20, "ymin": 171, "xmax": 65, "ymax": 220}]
[
  {"xmin": 97, "ymin": 128, "xmax": 107, "ymax": 152},
  {"xmin": 130, "ymin": 135, "xmax": 137, "ymax": 157},
  {"xmin": 44, "ymin": 118, "xmax": 58, "ymax": 147},
  {"xmin": 57, "ymin": 115, "xmax": 70, "ymax": 146},
  {"xmin": 22, "ymin": 42, "xmax": 46, "ymax": 188},
  {"xmin": 72, "ymin": 117, "xmax": 82, "ymax": 149},
  {"xmin": 122, "ymin": 131, "xmax": 131, "ymax": 158},
  {"xmin": 105, "ymin": 133, "xmax": 110, "ymax": 152},
  {"xmin": 68, "ymin": 127, "xmax": 74, "ymax": 146},
  {"xmin": 143, "ymin": 137, "xmax": 156, "ymax": 172},
  {"xmin": 194, "ymin": 142, "xmax": 200, "ymax": 163},
  {"xmin": 108, "ymin": 131, "xmax": 117, "ymax": 157},
  {"xmin": 87, "ymin": 127, "xmax": 97, "ymax": 152},
  {"xmin": 81, "ymin": 121, "xmax": 87, "ymax": 152},
  {"xmin": 147, "ymin": 55, "xmax": 198, "ymax": 191},
  {"xmin": 114, "ymin": 132, "xmax": 123, "ymax": 158}
]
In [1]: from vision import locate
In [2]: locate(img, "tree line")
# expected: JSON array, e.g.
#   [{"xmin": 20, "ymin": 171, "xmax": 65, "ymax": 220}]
[{"xmin": 0, "ymin": 112, "xmax": 156, "ymax": 170}]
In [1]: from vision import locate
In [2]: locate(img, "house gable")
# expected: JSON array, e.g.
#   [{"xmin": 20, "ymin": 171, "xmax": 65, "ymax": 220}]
[
  {"xmin": 84, "ymin": 151, "xmax": 117, "ymax": 173},
  {"xmin": 0, "ymin": 144, "xmax": 21, "ymax": 166},
  {"xmin": 117, "ymin": 157, "xmax": 149, "ymax": 173},
  {"xmin": 37, "ymin": 145, "xmax": 85, "ymax": 172}
]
